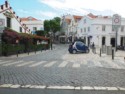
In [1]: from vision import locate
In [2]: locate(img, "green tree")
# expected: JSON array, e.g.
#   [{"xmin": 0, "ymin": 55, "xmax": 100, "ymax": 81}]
[
  {"xmin": 44, "ymin": 17, "xmax": 61, "ymax": 34},
  {"xmin": 35, "ymin": 30, "xmax": 46, "ymax": 36}
]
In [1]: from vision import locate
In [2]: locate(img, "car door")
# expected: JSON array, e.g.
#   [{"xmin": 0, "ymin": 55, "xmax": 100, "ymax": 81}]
[{"xmin": 76, "ymin": 42, "xmax": 84, "ymax": 52}]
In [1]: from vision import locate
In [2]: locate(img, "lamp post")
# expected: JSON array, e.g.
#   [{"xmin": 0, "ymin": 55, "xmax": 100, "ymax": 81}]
[
  {"xmin": 112, "ymin": 14, "xmax": 121, "ymax": 51},
  {"xmin": 49, "ymin": 31, "xmax": 53, "ymax": 50}
]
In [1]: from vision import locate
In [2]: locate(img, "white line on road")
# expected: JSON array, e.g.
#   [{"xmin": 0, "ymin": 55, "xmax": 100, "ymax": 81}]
[
  {"xmin": 58, "ymin": 61, "xmax": 68, "ymax": 67},
  {"xmin": 16, "ymin": 61, "xmax": 34, "ymax": 67},
  {"xmin": 2, "ymin": 61, "xmax": 23, "ymax": 66},
  {"xmin": 29, "ymin": 61, "xmax": 46, "ymax": 67},
  {"xmin": 44, "ymin": 61, "xmax": 57, "ymax": 67},
  {"xmin": 0, "ymin": 60, "xmax": 13, "ymax": 65},
  {"xmin": 0, "ymin": 84, "xmax": 125, "ymax": 91},
  {"xmin": 93, "ymin": 61, "xmax": 103, "ymax": 67},
  {"xmin": 72, "ymin": 63, "xmax": 80, "ymax": 68}
]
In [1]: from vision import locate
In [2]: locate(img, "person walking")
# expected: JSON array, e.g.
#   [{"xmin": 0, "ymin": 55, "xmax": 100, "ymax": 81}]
[{"xmin": 92, "ymin": 42, "xmax": 96, "ymax": 54}]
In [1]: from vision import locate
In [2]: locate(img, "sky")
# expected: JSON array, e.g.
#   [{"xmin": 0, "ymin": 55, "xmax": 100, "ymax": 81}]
[{"xmin": 0, "ymin": 0, "xmax": 125, "ymax": 20}]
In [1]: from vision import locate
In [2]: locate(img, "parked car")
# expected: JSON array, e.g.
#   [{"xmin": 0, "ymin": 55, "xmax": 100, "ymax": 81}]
[
  {"xmin": 68, "ymin": 41, "xmax": 89, "ymax": 54},
  {"xmin": 117, "ymin": 45, "xmax": 125, "ymax": 50}
]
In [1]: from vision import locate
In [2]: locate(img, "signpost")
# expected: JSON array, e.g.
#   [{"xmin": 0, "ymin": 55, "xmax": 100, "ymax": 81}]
[
  {"xmin": 112, "ymin": 14, "xmax": 121, "ymax": 51},
  {"xmin": 0, "ymin": 19, "xmax": 5, "ymax": 56}
]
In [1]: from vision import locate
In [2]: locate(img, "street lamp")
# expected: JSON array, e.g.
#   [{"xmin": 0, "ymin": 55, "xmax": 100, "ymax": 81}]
[{"xmin": 49, "ymin": 31, "xmax": 53, "ymax": 50}]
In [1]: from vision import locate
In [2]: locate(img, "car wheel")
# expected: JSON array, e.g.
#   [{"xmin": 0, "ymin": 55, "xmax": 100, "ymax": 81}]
[
  {"xmin": 72, "ymin": 50, "xmax": 77, "ymax": 54},
  {"xmin": 86, "ymin": 49, "xmax": 89, "ymax": 53}
]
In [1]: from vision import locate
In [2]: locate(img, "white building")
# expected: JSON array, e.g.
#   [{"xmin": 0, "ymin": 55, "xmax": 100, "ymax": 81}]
[
  {"xmin": 0, "ymin": 1, "xmax": 30, "ymax": 33},
  {"xmin": 21, "ymin": 17, "xmax": 44, "ymax": 34},
  {"xmin": 77, "ymin": 13, "xmax": 125, "ymax": 48},
  {"xmin": 61, "ymin": 15, "xmax": 82, "ymax": 42}
]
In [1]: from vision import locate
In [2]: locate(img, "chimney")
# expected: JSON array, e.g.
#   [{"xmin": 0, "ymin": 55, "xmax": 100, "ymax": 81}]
[
  {"xmin": 1, "ymin": 5, "xmax": 3, "ymax": 10},
  {"xmin": 5, "ymin": 1, "xmax": 8, "ymax": 8}
]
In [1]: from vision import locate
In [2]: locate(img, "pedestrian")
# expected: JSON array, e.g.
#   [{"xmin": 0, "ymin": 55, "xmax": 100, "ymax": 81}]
[{"xmin": 92, "ymin": 42, "xmax": 96, "ymax": 54}]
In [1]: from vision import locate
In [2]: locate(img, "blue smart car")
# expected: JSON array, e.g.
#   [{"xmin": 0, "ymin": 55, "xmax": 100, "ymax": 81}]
[{"xmin": 68, "ymin": 41, "xmax": 89, "ymax": 54}]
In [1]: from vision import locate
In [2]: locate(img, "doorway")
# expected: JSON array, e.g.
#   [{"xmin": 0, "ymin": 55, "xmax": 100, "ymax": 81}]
[
  {"xmin": 121, "ymin": 37, "xmax": 123, "ymax": 46},
  {"xmin": 102, "ymin": 37, "xmax": 105, "ymax": 45},
  {"xmin": 110, "ymin": 38, "xmax": 115, "ymax": 47}
]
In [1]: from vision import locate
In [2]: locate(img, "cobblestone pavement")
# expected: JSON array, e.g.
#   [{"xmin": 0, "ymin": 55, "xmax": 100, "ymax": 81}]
[{"xmin": 0, "ymin": 44, "xmax": 125, "ymax": 89}]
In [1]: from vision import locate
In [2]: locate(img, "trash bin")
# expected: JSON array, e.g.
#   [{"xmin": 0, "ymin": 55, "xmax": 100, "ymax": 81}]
[
  {"xmin": 107, "ymin": 46, "xmax": 112, "ymax": 55},
  {"xmin": 102, "ymin": 45, "xmax": 106, "ymax": 53}
]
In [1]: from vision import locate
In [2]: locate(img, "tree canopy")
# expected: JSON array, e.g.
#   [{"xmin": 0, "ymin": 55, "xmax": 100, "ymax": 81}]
[{"xmin": 44, "ymin": 17, "xmax": 61, "ymax": 34}]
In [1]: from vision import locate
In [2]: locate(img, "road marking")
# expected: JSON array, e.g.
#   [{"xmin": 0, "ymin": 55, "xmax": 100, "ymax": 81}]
[
  {"xmin": 29, "ymin": 85, "xmax": 46, "ymax": 89},
  {"xmin": 118, "ymin": 87, "xmax": 125, "ymax": 90},
  {"xmin": 44, "ymin": 61, "xmax": 57, "ymax": 67},
  {"xmin": 29, "ymin": 61, "xmax": 46, "ymax": 67},
  {"xmin": 47, "ymin": 86, "xmax": 74, "ymax": 89},
  {"xmin": 10, "ymin": 85, "xmax": 20, "ymax": 88},
  {"xmin": 0, "ymin": 84, "xmax": 12, "ymax": 88},
  {"xmin": 3, "ymin": 61, "xmax": 23, "ymax": 66},
  {"xmin": 104, "ymin": 60, "xmax": 121, "ymax": 69},
  {"xmin": 16, "ymin": 61, "xmax": 34, "ymax": 67},
  {"xmin": 93, "ymin": 61, "xmax": 103, "ymax": 67},
  {"xmin": 58, "ymin": 61, "xmax": 68, "ymax": 67},
  {"xmin": 82, "ymin": 86, "xmax": 94, "ymax": 90},
  {"xmin": 106, "ymin": 87, "xmax": 118, "ymax": 90},
  {"xmin": 0, "ymin": 60, "xmax": 13, "ymax": 65},
  {"xmin": 0, "ymin": 84, "xmax": 124, "ymax": 91},
  {"xmin": 72, "ymin": 63, "xmax": 80, "ymax": 68},
  {"xmin": 81, "ymin": 60, "xmax": 87, "ymax": 65},
  {"xmin": 94, "ymin": 86, "xmax": 107, "ymax": 90}
]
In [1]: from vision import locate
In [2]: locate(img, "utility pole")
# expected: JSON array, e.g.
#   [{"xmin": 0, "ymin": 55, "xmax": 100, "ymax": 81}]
[{"xmin": 112, "ymin": 14, "xmax": 121, "ymax": 51}]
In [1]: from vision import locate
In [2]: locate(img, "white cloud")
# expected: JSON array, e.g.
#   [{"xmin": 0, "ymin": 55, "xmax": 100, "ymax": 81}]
[
  {"xmin": 36, "ymin": 11, "xmax": 58, "ymax": 18},
  {"xmin": 38, "ymin": 0, "xmax": 125, "ymax": 17}
]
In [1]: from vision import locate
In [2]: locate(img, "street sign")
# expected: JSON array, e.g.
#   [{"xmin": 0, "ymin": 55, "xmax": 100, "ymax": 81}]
[{"xmin": 112, "ymin": 14, "xmax": 121, "ymax": 28}]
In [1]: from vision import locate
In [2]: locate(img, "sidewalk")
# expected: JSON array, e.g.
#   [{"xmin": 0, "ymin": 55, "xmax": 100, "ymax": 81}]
[{"xmin": 95, "ymin": 47, "xmax": 125, "ymax": 61}]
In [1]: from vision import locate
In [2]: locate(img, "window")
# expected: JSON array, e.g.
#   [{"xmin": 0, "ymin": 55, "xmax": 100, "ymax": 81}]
[
  {"xmin": 102, "ymin": 25, "xmax": 106, "ymax": 31},
  {"xmin": 20, "ymin": 27, "xmax": 22, "ymax": 32},
  {"xmin": 7, "ymin": 17, "xmax": 11, "ymax": 28},
  {"xmin": 84, "ymin": 28, "xmax": 86, "ymax": 32},
  {"xmin": 121, "ymin": 26, "xmax": 124, "ymax": 32},
  {"xmin": 88, "ymin": 27, "xmax": 90, "ymax": 32},
  {"xmin": 33, "ymin": 27, "xmax": 37, "ymax": 31}
]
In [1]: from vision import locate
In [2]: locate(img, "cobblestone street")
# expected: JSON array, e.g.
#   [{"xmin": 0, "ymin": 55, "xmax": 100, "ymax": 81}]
[{"xmin": 0, "ymin": 44, "xmax": 125, "ymax": 92}]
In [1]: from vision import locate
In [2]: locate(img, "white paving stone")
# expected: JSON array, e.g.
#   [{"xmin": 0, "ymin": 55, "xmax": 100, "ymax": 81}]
[
  {"xmin": 10, "ymin": 85, "xmax": 20, "ymax": 88},
  {"xmin": 118, "ymin": 87, "xmax": 125, "ymax": 90},
  {"xmin": 47, "ymin": 86, "xmax": 74, "ymax": 89},
  {"xmin": 0, "ymin": 60, "xmax": 13, "ymax": 65},
  {"xmin": 94, "ymin": 86, "xmax": 107, "ymax": 90},
  {"xmin": 16, "ymin": 61, "xmax": 34, "ymax": 67},
  {"xmin": 3, "ymin": 61, "xmax": 23, "ymax": 66},
  {"xmin": 106, "ymin": 87, "xmax": 118, "ymax": 90},
  {"xmin": 44, "ymin": 61, "xmax": 57, "ymax": 67},
  {"xmin": 58, "ymin": 61, "xmax": 68, "ymax": 67},
  {"xmin": 0, "ymin": 84, "xmax": 12, "ymax": 88},
  {"xmin": 72, "ymin": 63, "xmax": 80, "ymax": 68},
  {"xmin": 29, "ymin": 61, "xmax": 46, "ymax": 67},
  {"xmin": 82, "ymin": 86, "xmax": 94, "ymax": 90}
]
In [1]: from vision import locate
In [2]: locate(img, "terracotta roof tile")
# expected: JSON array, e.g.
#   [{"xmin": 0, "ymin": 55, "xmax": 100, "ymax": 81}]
[{"xmin": 21, "ymin": 16, "xmax": 38, "ymax": 21}]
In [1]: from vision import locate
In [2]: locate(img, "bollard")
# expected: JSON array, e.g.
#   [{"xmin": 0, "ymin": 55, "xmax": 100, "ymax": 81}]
[
  {"xmin": 100, "ymin": 48, "xmax": 101, "ymax": 57},
  {"xmin": 17, "ymin": 51, "xmax": 18, "ymax": 57},
  {"xmin": 112, "ymin": 49, "xmax": 114, "ymax": 60}
]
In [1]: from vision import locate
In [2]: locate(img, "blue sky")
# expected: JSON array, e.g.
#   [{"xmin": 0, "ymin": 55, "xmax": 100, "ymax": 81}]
[{"xmin": 0, "ymin": 0, "xmax": 124, "ymax": 20}]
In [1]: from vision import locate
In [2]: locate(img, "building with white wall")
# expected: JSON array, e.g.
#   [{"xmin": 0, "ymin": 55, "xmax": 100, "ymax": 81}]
[
  {"xmin": 61, "ymin": 14, "xmax": 82, "ymax": 42},
  {"xmin": 0, "ymin": 1, "xmax": 30, "ymax": 33},
  {"xmin": 77, "ymin": 13, "xmax": 125, "ymax": 48},
  {"xmin": 21, "ymin": 17, "xmax": 44, "ymax": 34}
]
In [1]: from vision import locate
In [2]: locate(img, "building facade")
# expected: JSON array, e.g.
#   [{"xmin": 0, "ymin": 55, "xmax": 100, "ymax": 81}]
[
  {"xmin": 0, "ymin": 1, "xmax": 30, "ymax": 33},
  {"xmin": 77, "ymin": 13, "xmax": 125, "ymax": 48},
  {"xmin": 21, "ymin": 17, "xmax": 44, "ymax": 34}
]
